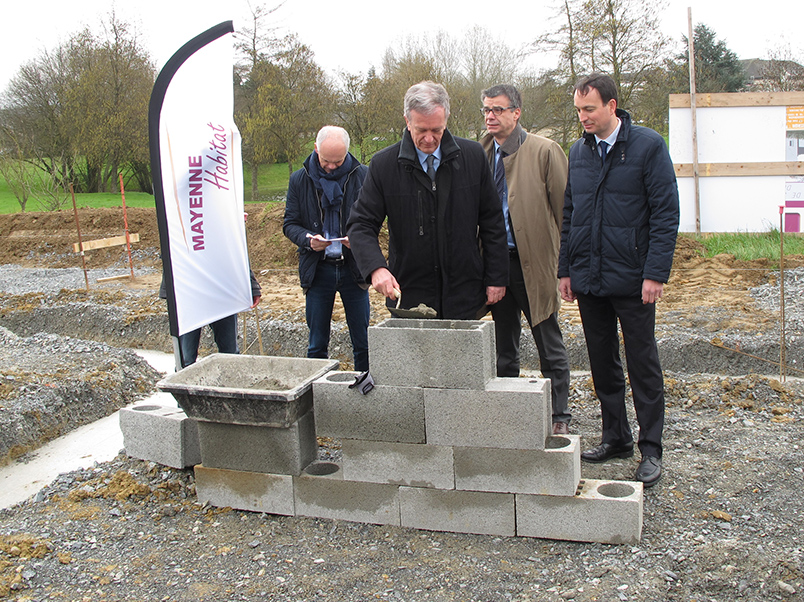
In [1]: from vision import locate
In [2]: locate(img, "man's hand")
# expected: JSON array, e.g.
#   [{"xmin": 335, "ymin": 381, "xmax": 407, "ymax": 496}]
[
  {"xmin": 251, "ymin": 295, "xmax": 262, "ymax": 308},
  {"xmin": 342, "ymin": 235, "xmax": 351, "ymax": 249},
  {"xmin": 486, "ymin": 286, "xmax": 506, "ymax": 305},
  {"xmin": 642, "ymin": 279, "xmax": 664, "ymax": 304},
  {"xmin": 559, "ymin": 277, "xmax": 576, "ymax": 302},
  {"xmin": 371, "ymin": 267, "xmax": 400, "ymax": 299},
  {"xmin": 309, "ymin": 234, "xmax": 331, "ymax": 252}
]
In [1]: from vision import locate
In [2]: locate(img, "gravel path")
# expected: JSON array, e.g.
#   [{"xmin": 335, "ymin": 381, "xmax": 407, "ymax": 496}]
[{"xmin": 0, "ymin": 265, "xmax": 156, "ymax": 296}]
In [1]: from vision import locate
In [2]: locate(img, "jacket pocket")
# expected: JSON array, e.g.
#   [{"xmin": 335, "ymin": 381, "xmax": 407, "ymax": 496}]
[{"xmin": 603, "ymin": 227, "xmax": 641, "ymax": 270}]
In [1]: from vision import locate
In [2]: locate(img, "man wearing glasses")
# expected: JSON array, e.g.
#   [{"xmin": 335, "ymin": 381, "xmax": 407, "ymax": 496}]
[
  {"xmin": 347, "ymin": 81, "xmax": 508, "ymax": 320},
  {"xmin": 480, "ymin": 84, "xmax": 572, "ymax": 435}
]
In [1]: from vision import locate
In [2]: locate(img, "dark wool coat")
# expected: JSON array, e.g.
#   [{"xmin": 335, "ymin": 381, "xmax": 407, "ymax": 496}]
[
  {"xmin": 347, "ymin": 128, "xmax": 508, "ymax": 319},
  {"xmin": 559, "ymin": 109, "xmax": 679, "ymax": 297}
]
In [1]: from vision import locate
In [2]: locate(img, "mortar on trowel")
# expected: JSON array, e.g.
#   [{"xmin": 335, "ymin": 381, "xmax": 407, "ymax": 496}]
[{"xmin": 388, "ymin": 288, "xmax": 437, "ymax": 319}]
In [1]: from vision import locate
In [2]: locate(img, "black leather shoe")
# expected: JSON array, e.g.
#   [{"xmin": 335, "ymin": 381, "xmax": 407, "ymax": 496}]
[
  {"xmin": 581, "ymin": 442, "xmax": 634, "ymax": 463},
  {"xmin": 635, "ymin": 456, "xmax": 662, "ymax": 487}
]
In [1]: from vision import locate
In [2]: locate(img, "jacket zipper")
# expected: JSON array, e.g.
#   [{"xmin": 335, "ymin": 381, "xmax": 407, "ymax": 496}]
[{"xmin": 418, "ymin": 190, "xmax": 424, "ymax": 236}]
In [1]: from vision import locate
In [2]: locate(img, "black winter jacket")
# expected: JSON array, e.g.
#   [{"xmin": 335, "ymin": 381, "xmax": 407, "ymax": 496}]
[
  {"xmin": 283, "ymin": 152, "xmax": 368, "ymax": 290},
  {"xmin": 346, "ymin": 128, "xmax": 508, "ymax": 319},
  {"xmin": 558, "ymin": 109, "xmax": 679, "ymax": 297}
]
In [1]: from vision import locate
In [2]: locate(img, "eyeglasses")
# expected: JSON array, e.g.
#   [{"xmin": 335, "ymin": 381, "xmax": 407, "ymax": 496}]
[{"xmin": 481, "ymin": 106, "xmax": 516, "ymax": 116}]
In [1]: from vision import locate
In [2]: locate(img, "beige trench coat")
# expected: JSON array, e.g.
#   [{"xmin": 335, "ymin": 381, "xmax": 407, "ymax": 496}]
[{"xmin": 482, "ymin": 125, "xmax": 568, "ymax": 326}]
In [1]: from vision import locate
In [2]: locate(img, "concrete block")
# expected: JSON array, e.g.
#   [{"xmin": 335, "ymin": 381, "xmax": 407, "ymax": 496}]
[
  {"xmin": 368, "ymin": 319, "xmax": 495, "ymax": 389},
  {"xmin": 424, "ymin": 377, "xmax": 551, "ymax": 450},
  {"xmin": 454, "ymin": 435, "xmax": 580, "ymax": 496},
  {"xmin": 194, "ymin": 464, "xmax": 294, "ymax": 515},
  {"xmin": 399, "ymin": 486, "xmax": 515, "ymax": 536},
  {"xmin": 341, "ymin": 439, "xmax": 454, "ymax": 489},
  {"xmin": 313, "ymin": 371, "xmax": 425, "ymax": 443},
  {"xmin": 294, "ymin": 470, "xmax": 400, "ymax": 526},
  {"xmin": 516, "ymin": 479, "xmax": 643, "ymax": 544},
  {"xmin": 158, "ymin": 354, "xmax": 338, "ymax": 427},
  {"xmin": 119, "ymin": 404, "xmax": 200, "ymax": 468},
  {"xmin": 196, "ymin": 411, "xmax": 317, "ymax": 475}
]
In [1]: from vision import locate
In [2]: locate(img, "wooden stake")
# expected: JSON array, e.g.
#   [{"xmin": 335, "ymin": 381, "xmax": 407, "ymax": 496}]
[
  {"xmin": 70, "ymin": 184, "xmax": 90, "ymax": 291},
  {"xmin": 119, "ymin": 173, "xmax": 135, "ymax": 279},
  {"xmin": 780, "ymin": 206, "xmax": 786, "ymax": 382},
  {"xmin": 687, "ymin": 7, "xmax": 702, "ymax": 234},
  {"xmin": 254, "ymin": 306, "xmax": 264, "ymax": 355}
]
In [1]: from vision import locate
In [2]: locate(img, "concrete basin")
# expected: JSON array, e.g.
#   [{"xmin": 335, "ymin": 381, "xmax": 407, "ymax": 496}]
[{"xmin": 158, "ymin": 354, "xmax": 338, "ymax": 427}]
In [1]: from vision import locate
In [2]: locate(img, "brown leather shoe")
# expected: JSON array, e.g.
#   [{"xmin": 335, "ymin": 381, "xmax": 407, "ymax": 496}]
[{"xmin": 552, "ymin": 422, "xmax": 570, "ymax": 435}]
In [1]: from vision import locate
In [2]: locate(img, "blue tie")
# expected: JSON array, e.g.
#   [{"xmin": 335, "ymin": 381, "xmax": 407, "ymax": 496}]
[
  {"xmin": 495, "ymin": 148, "xmax": 505, "ymax": 200},
  {"xmin": 599, "ymin": 140, "xmax": 609, "ymax": 160},
  {"xmin": 426, "ymin": 154, "xmax": 436, "ymax": 182}
]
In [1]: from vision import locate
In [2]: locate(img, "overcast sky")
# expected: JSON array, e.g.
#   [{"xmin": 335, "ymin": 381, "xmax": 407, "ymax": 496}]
[{"xmin": 1, "ymin": 0, "xmax": 800, "ymax": 94}]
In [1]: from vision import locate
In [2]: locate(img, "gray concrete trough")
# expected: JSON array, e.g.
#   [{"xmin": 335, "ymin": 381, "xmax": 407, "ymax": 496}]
[{"xmin": 157, "ymin": 354, "xmax": 338, "ymax": 427}]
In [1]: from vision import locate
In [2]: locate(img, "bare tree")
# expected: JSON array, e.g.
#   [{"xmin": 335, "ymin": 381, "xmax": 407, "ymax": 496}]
[
  {"xmin": 757, "ymin": 43, "xmax": 804, "ymax": 92},
  {"xmin": 531, "ymin": 0, "xmax": 674, "ymax": 136}
]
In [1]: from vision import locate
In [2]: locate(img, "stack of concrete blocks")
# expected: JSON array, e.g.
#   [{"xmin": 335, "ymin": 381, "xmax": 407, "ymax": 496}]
[{"xmin": 192, "ymin": 319, "xmax": 643, "ymax": 545}]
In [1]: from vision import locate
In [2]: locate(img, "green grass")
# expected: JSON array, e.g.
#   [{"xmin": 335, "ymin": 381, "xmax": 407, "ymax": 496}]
[
  {"xmin": 0, "ymin": 162, "xmax": 293, "ymax": 214},
  {"xmin": 243, "ymin": 161, "xmax": 291, "ymax": 202},
  {"xmin": 683, "ymin": 231, "xmax": 804, "ymax": 263}
]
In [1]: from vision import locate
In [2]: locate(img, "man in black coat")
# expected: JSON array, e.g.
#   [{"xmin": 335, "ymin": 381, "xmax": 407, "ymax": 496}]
[
  {"xmin": 559, "ymin": 73, "xmax": 679, "ymax": 487},
  {"xmin": 347, "ymin": 81, "xmax": 508, "ymax": 320}
]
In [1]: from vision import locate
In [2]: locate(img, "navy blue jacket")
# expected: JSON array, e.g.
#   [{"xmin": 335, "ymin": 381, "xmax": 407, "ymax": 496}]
[
  {"xmin": 283, "ymin": 152, "xmax": 368, "ymax": 290},
  {"xmin": 558, "ymin": 109, "xmax": 679, "ymax": 297}
]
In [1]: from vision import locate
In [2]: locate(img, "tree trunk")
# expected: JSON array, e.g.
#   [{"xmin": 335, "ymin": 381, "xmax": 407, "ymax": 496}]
[{"xmin": 251, "ymin": 161, "xmax": 259, "ymax": 203}]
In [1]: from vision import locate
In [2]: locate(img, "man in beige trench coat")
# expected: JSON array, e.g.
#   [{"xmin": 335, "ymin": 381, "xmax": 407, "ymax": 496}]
[{"xmin": 480, "ymin": 83, "xmax": 572, "ymax": 434}]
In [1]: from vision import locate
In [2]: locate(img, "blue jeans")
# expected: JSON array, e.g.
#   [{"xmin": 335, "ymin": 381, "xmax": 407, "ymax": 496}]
[
  {"xmin": 179, "ymin": 314, "xmax": 239, "ymax": 368},
  {"xmin": 305, "ymin": 260, "xmax": 370, "ymax": 371}
]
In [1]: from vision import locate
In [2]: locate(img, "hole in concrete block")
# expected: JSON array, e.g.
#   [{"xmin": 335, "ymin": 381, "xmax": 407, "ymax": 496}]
[
  {"xmin": 133, "ymin": 405, "xmax": 162, "ymax": 412},
  {"xmin": 304, "ymin": 462, "xmax": 340, "ymax": 476},
  {"xmin": 546, "ymin": 436, "xmax": 571, "ymax": 449},
  {"xmin": 597, "ymin": 482, "xmax": 636, "ymax": 498},
  {"xmin": 325, "ymin": 372, "xmax": 357, "ymax": 383}
]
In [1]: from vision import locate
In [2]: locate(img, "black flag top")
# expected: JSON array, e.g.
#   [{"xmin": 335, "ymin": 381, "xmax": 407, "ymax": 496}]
[{"xmin": 148, "ymin": 21, "xmax": 252, "ymax": 339}]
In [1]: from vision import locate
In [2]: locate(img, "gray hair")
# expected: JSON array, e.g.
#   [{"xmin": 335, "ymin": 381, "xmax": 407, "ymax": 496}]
[
  {"xmin": 403, "ymin": 81, "xmax": 450, "ymax": 119},
  {"xmin": 481, "ymin": 84, "xmax": 522, "ymax": 109},
  {"xmin": 316, "ymin": 125, "xmax": 350, "ymax": 150}
]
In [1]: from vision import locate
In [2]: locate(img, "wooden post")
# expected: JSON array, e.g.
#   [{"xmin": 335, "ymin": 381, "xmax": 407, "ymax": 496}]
[
  {"xmin": 70, "ymin": 184, "xmax": 90, "ymax": 291},
  {"xmin": 687, "ymin": 7, "xmax": 702, "ymax": 234},
  {"xmin": 119, "ymin": 173, "xmax": 135, "ymax": 279},
  {"xmin": 254, "ymin": 306, "xmax": 264, "ymax": 355},
  {"xmin": 241, "ymin": 312, "xmax": 247, "ymax": 355},
  {"xmin": 779, "ymin": 206, "xmax": 786, "ymax": 382}
]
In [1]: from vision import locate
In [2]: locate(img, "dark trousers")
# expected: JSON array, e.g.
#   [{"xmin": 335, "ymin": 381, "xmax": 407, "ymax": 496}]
[
  {"xmin": 305, "ymin": 260, "xmax": 370, "ymax": 372},
  {"xmin": 576, "ymin": 292, "xmax": 664, "ymax": 458},
  {"xmin": 491, "ymin": 254, "xmax": 571, "ymax": 423},
  {"xmin": 179, "ymin": 314, "xmax": 239, "ymax": 368}
]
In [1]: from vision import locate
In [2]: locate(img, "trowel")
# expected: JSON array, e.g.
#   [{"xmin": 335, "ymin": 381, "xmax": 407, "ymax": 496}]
[{"xmin": 388, "ymin": 289, "xmax": 437, "ymax": 319}]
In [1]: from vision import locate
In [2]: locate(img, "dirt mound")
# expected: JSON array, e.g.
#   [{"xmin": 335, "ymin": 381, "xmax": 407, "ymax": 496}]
[
  {"xmin": 2, "ymin": 205, "xmax": 804, "ymax": 337},
  {"xmin": 2, "ymin": 204, "xmax": 800, "ymax": 286}
]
